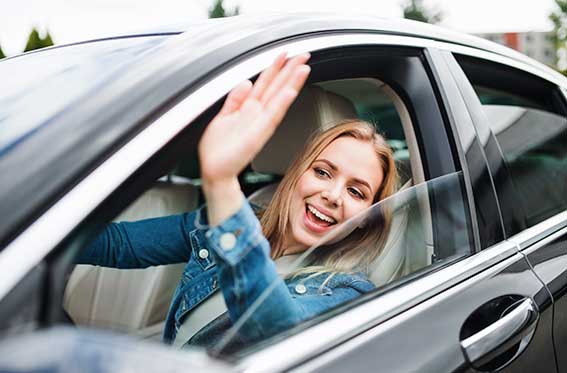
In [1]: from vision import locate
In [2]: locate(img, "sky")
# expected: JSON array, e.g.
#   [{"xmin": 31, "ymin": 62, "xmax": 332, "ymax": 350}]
[{"xmin": 0, "ymin": 0, "xmax": 559, "ymax": 56}]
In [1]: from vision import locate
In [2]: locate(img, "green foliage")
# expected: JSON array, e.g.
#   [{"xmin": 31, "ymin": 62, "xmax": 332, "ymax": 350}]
[
  {"xmin": 401, "ymin": 0, "xmax": 442, "ymax": 24},
  {"xmin": 0, "ymin": 44, "xmax": 5, "ymax": 59},
  {"xmin": 550, "ymin": 0, "xmax": 567, "ymax": 67},
  {"xmin": 208, "ymin": 0, "xmax": 239, "ymax": 18},
  {"xmin": 24, "ymin": 28, "xmax": 54, "ymax": 53},
  {"xmin": 43, "ymin": 32, "xmax": 54, "ymax": 47}
]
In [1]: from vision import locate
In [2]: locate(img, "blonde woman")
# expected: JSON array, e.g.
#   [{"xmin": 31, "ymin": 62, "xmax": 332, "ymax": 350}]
[{"xmin": 78, "ymin": 53, "xmax": 399, "ymax": 348}]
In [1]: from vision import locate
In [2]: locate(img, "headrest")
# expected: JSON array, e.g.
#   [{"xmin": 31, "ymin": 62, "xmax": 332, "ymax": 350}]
[{"xmin": 252, "ymin": 85, "xmax": 357, "ymax": 175}]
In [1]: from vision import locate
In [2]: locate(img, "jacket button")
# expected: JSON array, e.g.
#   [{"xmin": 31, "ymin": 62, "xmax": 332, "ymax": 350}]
[
  {"xmin": 220, "ymin": 233, "xmax": 237, "ymax": 250},
  {"xmin": 295, "ymin": 284, "xmax": 307, "ymax": 294},
  {"xmin": 198, "ymin": 249, "xmax": 209, "ymax": 259}
]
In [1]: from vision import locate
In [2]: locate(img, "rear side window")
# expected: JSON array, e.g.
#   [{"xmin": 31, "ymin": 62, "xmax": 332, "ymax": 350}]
[{"xmin": 456, "ymin": 55, "xmax": 567, "ymax": 231}]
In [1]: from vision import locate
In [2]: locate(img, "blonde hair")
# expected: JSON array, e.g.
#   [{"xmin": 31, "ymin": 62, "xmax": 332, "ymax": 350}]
[{"xmin": 260, "ymin": 119, "xmax": 399, "ymax": 277}]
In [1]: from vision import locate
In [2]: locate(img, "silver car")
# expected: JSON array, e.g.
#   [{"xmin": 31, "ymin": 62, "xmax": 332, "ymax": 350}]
[{"xmin": 0, "ymin": 14, "xmax": 566, "ymax": 373}]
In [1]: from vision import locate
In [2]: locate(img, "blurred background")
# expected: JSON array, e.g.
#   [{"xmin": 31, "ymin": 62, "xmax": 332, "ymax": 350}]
[{"xmin": 1, "ymin": 0, "xmax": 567, "ymax": 71}]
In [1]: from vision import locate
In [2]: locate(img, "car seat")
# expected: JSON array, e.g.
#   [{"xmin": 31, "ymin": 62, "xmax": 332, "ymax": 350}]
[{"xmin": 63, "ymin": 181, "xmax": 199, "ymax": 338}]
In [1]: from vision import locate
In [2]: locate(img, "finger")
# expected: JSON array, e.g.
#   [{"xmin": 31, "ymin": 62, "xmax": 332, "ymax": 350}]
[
  {"xmin": 287, "ymin": 63, "xmax": 311, "ymax": 93},
  {"xmin": 248, "ymin": 52, "xmax": 287, "ymax": 101},
  {"xmin": 218, "ymin": 80, "xmax": 253, "ymax": 116},
  {"xmin": 259, "ymin": 53, "xmax": 310, "ymax": 105},
  {"xmin": 261, "ymin": 65, "xmax": 311, "ymax": 133}
]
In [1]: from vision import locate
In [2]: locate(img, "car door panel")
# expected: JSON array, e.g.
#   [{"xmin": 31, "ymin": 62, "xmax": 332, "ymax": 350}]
[
  {"xmin": 295, "ymin": 250, "xmax": 554, "ymax": 373},
  {"xmin": 0, "ymin": 263, "xmax": 46, "ymax": 339},
  {"xmin": 439, "ymin": 50, "xmax": 567, "ymax": 373},
  {"xmin": 512, "ymin": 226, "xmax": 567, "ymax": 372}
]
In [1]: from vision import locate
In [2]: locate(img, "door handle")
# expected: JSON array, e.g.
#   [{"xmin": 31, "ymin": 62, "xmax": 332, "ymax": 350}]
[{"xmin": 460, "ymin": 298, "xmax": 539, "ymax": 367}]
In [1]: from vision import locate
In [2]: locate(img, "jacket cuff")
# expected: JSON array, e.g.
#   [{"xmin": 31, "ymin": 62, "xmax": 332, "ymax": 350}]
[{"xmin": 205, "ymin": 197, "xmax": 267, "ymax": 266}]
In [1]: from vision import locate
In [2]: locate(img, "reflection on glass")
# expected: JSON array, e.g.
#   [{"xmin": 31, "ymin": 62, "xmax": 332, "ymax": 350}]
[
  {"xmin": 482, "ymin": 104, "xmax": 567, "ymax": 227},
  {"xmin": 0, "ymin": 36, "xmax": 167, "ymax": 154},
  {"xmin": 210, "ymin": 171, "xmax": 471, "ymax": 356}
]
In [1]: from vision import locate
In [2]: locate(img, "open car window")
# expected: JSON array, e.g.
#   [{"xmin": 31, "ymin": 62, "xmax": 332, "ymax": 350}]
[
  {"xmin": 211, "ymin": 171, "xmax": 472, "ymax": 356},
  {"xmin": 57, "ymin": 44, "xmax": 473, "ymax": 366}
]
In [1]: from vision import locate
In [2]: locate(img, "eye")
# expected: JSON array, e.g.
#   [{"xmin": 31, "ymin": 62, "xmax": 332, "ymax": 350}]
[
  {"xmin": 348, "ymin": 187, "xmax": 365, "ymax": 200},
  {"xmin": 314, "ymin": 167, "xmax": 330, "ymax": 178}
]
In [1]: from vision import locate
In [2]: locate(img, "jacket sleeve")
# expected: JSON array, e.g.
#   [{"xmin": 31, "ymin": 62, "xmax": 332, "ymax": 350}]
[
  {"xmin": 206, "ymin": 198, "xmax": 371, "ymax": 343},
  {"xmin": 76, "ymin": 207, "xmax": 208, "ymax": 269}
]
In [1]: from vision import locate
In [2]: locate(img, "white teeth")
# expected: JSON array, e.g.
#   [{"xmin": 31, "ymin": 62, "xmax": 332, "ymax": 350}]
[{"xmin": 307, "ymin": 205, "xmax": 336, "ymax": 224}]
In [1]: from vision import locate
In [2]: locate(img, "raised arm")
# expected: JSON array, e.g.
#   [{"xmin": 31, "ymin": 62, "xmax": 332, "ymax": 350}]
[
  {"xmin": 77, "ymin": 53, "xmax": 310, "ymax": 270},
  {"xmin": 199, "ymin": 52, "xmax": 311, "ymax": 226},
  {"xmin": 196, "ymin": 53, "xmax": 315, "ymax": 340}
]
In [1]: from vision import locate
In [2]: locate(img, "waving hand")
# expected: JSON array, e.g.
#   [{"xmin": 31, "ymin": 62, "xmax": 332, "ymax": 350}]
[{"xmin": 198, "ymin": 53, "xmax": 311, "ymax": 224}]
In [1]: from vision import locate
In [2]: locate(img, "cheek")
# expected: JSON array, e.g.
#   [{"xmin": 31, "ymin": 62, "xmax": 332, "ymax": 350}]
[
  {"xmin": 290, "ymin": 177, "xmax": 309, "ymax": 215},
  {"xmin": 295, "ymin": 173, "xmax": 317, "ymax": 199},
  {"xmin": 343, "ymin": 200, "xmax": 373, "ymax": 221}
]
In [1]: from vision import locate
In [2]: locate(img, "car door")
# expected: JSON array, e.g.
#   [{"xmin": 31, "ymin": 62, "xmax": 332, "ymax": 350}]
[
  {"xmin": 442, "ymin": 49, "xmax": 567, "ymax": 373},
  {"xmin": 212, "ymin": 41, "xmax": 555, "ymax": 372}
]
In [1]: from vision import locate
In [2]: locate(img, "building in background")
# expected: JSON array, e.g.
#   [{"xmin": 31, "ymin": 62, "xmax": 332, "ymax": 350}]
[{"xmin": 475, "ymin": 31, "xmax": 555, "ymax": 67}]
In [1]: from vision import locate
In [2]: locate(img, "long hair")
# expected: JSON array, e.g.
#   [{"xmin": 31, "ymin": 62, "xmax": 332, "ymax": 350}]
[{"xmin": 260, "ymin": 119, "xmax": 399, "ymax": 276}]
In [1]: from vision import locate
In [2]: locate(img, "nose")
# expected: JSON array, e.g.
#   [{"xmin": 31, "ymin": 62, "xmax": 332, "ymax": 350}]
[{"xmin": 321, "ymin": 184, "xmax": 343, "ymax": 207}]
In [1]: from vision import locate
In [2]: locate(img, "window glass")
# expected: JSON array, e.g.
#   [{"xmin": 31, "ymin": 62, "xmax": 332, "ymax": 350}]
[
  {"xmin": 0, "ymin": 36, "xmax": 168, "ymax": 155},
  {"xmin": 215, "ymin": 171, "xmax": 471, "ymax": 355},
  {"xmin": 456, "ymin": 56, "xmax": 567, "ymax": 230}
]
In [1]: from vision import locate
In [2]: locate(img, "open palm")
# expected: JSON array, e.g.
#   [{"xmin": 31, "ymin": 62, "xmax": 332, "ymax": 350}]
[{"xmin": 198, "ymin": 53, "xmax": 311, "ymax": 184}]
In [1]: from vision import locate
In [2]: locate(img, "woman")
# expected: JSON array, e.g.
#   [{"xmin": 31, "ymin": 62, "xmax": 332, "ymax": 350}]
[{"xmin": 77, "ymin": 53, "xmax": 399, "ymax": 349}]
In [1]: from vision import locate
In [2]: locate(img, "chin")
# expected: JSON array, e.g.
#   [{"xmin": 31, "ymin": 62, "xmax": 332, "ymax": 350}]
[{"xmin": 295, "ymin": 230, "xmax": 325, "ymax": 249}]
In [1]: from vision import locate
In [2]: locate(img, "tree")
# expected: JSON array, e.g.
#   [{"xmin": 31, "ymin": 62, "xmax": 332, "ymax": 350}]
[
  {"xmin": 23, "ymin": 28, "xmax": 54, "ymax": 53},
  {"xmin": 43, "ymin": 32, "xmax": 54, "ymax": 48},
  {"xmin": 208, "ymin": 0, "xmax": 239, "ymax": 18},
  {"xmin": 550, "ymin": 0, "xmax": 567, "ymax": 69},
  {"xmin": 0, "ymin": 44, "xmax": 5, "ymax": 59},
  {"xmin": 401, "ymin": 0, "xmax": 442, "ymax": 24}
]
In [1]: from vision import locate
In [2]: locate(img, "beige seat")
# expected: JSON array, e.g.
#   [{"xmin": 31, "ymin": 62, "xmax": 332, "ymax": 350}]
[
  {"xmin": 252, "ymin": 85, "xmax": 358, "ymax": 174},
  {"xmin": 250, "ymin": 80, "xmax": 432, "ymax": 287},
  {"xmin": 63, "ymin": 182, "xmax": 199, "ymax": 337}
]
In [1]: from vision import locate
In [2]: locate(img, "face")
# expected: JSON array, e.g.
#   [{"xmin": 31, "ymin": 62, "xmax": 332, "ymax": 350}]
[{"xmin": 285, "ymin": 136, "xmax": 384, "ymax": 254}]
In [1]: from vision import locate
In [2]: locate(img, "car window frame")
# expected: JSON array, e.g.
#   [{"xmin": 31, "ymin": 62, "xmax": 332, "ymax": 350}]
[
  {"xmin": 1, "ymin": 33, "xmax": 487, "ymax": 371},
  {"xmin": 427, "ymin": 48, "xmax": 505, "ymax": 250},
  {"xmin": 442, "ymin": 48, "xmax": 567, "ymax": 240}
]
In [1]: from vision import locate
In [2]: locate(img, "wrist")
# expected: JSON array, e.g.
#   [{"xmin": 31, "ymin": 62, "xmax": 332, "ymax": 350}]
[{"xmin": 202, "ymin": 177, "xmax": 243, "ymax": 226}]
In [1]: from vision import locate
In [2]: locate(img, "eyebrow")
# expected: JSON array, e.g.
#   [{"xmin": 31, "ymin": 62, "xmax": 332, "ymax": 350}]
[{"xmin": 316, "ymin": 159, "xmax": 373, "ymax": 193}]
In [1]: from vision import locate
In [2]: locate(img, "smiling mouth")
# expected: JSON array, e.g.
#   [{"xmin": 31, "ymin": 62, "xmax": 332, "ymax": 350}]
[{"xmin": 305, "ymin": 204, "xmax": 337, "ymax": 229}]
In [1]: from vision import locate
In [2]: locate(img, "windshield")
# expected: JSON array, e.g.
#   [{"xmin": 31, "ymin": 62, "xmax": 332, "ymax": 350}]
[
  {"xmin": 0, "ymin": 36, "xmax": 168, "ymax": 155},
  {"xmin": 210, "ymin": 171, "xmax": 472, "ymax": 357}
]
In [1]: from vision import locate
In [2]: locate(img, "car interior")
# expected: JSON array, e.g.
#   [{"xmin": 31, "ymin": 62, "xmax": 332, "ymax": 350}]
[{"xmin": 62, "ymin": 76, "xmax": 437, "ymax": 343}]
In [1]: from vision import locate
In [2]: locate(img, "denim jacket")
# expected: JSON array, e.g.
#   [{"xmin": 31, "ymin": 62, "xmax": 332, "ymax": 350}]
[{"xmin": 77, "ymin": 198, "xmax": 375, "ymax": 347}]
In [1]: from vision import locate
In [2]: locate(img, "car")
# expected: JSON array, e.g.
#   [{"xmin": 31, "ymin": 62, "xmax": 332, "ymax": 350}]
[{"xmin": 0, "ymin": 13, "xmax": 566, "ymax": 373}]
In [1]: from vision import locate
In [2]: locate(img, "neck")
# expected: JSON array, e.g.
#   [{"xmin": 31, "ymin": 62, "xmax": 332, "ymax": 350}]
[{"xmin": 277, "ymin": 235, "xmax": 308, "ymax": 258}]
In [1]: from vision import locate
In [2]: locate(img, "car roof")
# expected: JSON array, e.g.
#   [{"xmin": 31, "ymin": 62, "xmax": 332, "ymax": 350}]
[
  {"xmin": 23, "ymin": 13, "xmax": 557, "ymax": 79},
  {"xmin": 99, "ymin": 13, "xmax": 560, "ymax": 78}
]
